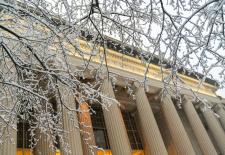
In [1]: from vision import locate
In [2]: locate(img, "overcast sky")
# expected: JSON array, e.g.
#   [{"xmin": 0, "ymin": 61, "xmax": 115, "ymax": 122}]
[{"xmin": 43, "ymin": 0, "xmax": 225, "ymax": 98}]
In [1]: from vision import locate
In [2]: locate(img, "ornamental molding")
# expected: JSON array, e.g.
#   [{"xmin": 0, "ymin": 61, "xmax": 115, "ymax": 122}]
[{"xmin": 70, "ymin": 39, "xmax": 217, "ymax": 97}]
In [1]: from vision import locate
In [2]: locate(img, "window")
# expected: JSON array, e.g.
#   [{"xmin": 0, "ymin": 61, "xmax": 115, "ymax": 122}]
[
  {"xmin": 122, "ymin": 111, "xmax": 143, "ymax": 150},
  {"xmin": 91, "ymin": 105, "xmax": 110, "ymax": 149},
  {"xmin": 17, "ymin": 121, "xmax": 31, "ymax": 148}
]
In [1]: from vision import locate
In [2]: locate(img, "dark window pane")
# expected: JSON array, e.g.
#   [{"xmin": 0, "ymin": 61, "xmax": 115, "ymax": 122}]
[
  {"xmin": 94, "ymin": 130, "xmax": 107, "ymax": 149},
  {"xmin": 17, "ymin": 122, "xmax": 31, "ymax": 148},
  {"xmin": 91, "ymin": 105, "xmax": 110, "ymax": 149},
  {"xmin": 122, "ymin": 111, "xmax": 143, "ymax": 150}
]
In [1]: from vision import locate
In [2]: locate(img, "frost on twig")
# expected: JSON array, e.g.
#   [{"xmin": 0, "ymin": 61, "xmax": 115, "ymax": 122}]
[{"xmin": 0, "ymin": 0, "xmax": 225, "ymax": 154}]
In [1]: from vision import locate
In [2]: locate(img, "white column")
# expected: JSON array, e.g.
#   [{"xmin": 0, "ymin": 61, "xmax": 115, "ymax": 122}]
[
  {"xmin": 202, "ymin": 105, "xmax": 225, "ymax": 154},
  {"xmin": 135, "ymin": 86, "xmax": 167, "ymax": 155},
  {"xmin": 214, "ymin": 103, "xmax": 225, "ymax": 131},
  {"xmin": 0, "ymin": 96, "xmax": 17, "ymax": 155},
  {"xmin": 161, "ymin": 95, "xmax": 196, "ymax": 155},
  {"xmin": 0, "ymin": 126, "xmax": 17, "ymax": 155},
  {"xmin": 183, "ymin": 96, "xmax": 217, "ymax": 155},
  {"xmin": 59, "ymin": 86, "xmax": 83, "ymax": 155},
  {"xmin": 34, "ymin": 130, "xmax": 55, "ymax": 155},
  {"xmin": 101, "ymin": 78, "xmax": 132, "ymax": 155}
]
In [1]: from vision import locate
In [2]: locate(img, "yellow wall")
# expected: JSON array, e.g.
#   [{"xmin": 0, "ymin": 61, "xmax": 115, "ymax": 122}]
[
  {"xmin": 17, "ymin": 149, "xmax": 61, "ymax": 155},
  {"xmin": 17, "ymin": 149, "xmax": 144, "ymax": 155},
  {"xmin": 17, "ymin": 149, "xmax": 32, "ymax": 155},
  {"xmin": 132, "ymin": 150, "xmax": 145, "ymax": 155},
  {"xmin": 96, "ymin": 150, "xmax": 144, "ymax": 155}
]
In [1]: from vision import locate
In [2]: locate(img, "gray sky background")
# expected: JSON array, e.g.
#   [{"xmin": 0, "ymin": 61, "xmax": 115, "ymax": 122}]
[{"xmin": 44, "ymin": 0, "xmax": 225, "ymax": 98}]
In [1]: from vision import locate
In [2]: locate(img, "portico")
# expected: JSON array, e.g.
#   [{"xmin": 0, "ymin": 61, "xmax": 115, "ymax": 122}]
[{"xmin": 1, "ymin": 39, "xmax": 225, "ymax": 155}]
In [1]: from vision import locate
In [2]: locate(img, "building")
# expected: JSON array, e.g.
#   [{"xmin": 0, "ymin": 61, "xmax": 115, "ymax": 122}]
[
  {"xmin": 1, "ymin": 3, "xmax": 225, "ymax": 155},
  {"xmin": 0, "ymin": 37, "xmax": 224, "ymax": 155}
]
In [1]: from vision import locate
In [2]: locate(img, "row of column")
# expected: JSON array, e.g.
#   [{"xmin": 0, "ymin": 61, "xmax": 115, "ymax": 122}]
[
  {"xmin": 161, "ymin": 95, "xmax": 196, "ymax": 155},
  {"xmin": 100, "ymin": 79, "xmax": 225, "ymax": 155},
  {"xmin": 214, "ymin": 103, "xmax": 225, "ymax": 131},
  {"xmin": 182, "ymin": 97, "xmax": 217, "ymax": 155},
  {"xmin": 2, "ymin": 78, "xmax": 225, "ymax": 155},
  {"xmin": 201, "ymin": 105, "xmax": 225, "ymax": 154}
]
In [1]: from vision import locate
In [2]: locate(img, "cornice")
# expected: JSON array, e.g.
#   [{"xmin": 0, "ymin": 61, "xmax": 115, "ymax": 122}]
[
  {"xmin": 0, "ymin": 12, "xmax": 217, "ymax": 97},
  {"xmin": 71, "ymin": 40, "xmax": 217, "ymax": 97}
]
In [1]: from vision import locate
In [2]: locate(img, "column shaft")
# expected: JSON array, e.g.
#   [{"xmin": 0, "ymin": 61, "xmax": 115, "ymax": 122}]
[
  {"xmin": 78, "ymin": 102, "xmax": 96, "ymax": 155},
  {"xmin": 215, "ymin": 104, "xmax": 225, "ymax": 131},
  {"xmin": 59, "ymin": 87, "xmax": 83, "ymax": 155},
  {"xmin": 101, "ymin": 78, "xmax": 132, "ymax": 155},
  {"xmin": 34, "ymin": 131, "xmax": 55, "ymax": 155},
  {"xmin": 183, "ymin": 98, "xmax": 217, "ymax": 155},
  {"xmin": 0, "ymin": 97, "xmax": 17, "ymax": 155},
  {"xmin": 202, "ymin": 108, "xmax": 225, "ymax": 154},
  {"xmin": 135, "ymin": 87, "xmax": 167, "ymax": 155},
  {"xmin": 0, "ymin": 126, "xmax": 17, "ymax": 155},
  {"xmin": 161, "ymin": 95, "xmax": 196, "ymax": 155}
]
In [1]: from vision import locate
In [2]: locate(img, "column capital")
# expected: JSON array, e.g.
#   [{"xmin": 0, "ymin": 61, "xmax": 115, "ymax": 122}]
[
  {"xmin": 97, "ymin": 71, "xmax": 108, "ymax": 81},
  {"xmin": 133, "ymin": 82, "xmax": 144, "ymax": 96},
  {"xmin": 100, "ymin": 74, "xmax": 107, "ymax": 80},
  {"xmin": 99, "ymin": 73, "xmax": 118, "ymax": 82},
  {"xmin": 183, "ymin": 95, "xmax": 194, "ymax": 102},
  {"xmin": 212, "ymin": 103, "xmax": 225, "ymax": 113},
  {"xmin": 133, "ymin": 81, "xmax": 144, "ymax": 88},
  {"xmin": 101, "ymin": 76, "xmax": 118, "ymax": 88},
  {"xmin": 199, "ymin": 103, "xmax": 212, "ymax": 113},
  {"xmin": 161, "ymin": 92, "xmax": 172, "ymax": 103},
  {"xmin": 133, "ymin": 81, "xmax": 154, "ymax": 94}
]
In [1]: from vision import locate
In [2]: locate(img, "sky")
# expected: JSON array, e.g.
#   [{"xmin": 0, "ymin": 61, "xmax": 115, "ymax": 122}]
[{"xmin": 42, "ymin": 0, "xmax": 225, "ymax": 98}]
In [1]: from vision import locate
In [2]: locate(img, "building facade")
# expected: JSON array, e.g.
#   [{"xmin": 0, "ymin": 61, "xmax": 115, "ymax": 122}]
[{"xmin": 1, "ymin": 37, "xmax": 225, "ymax": 155}]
